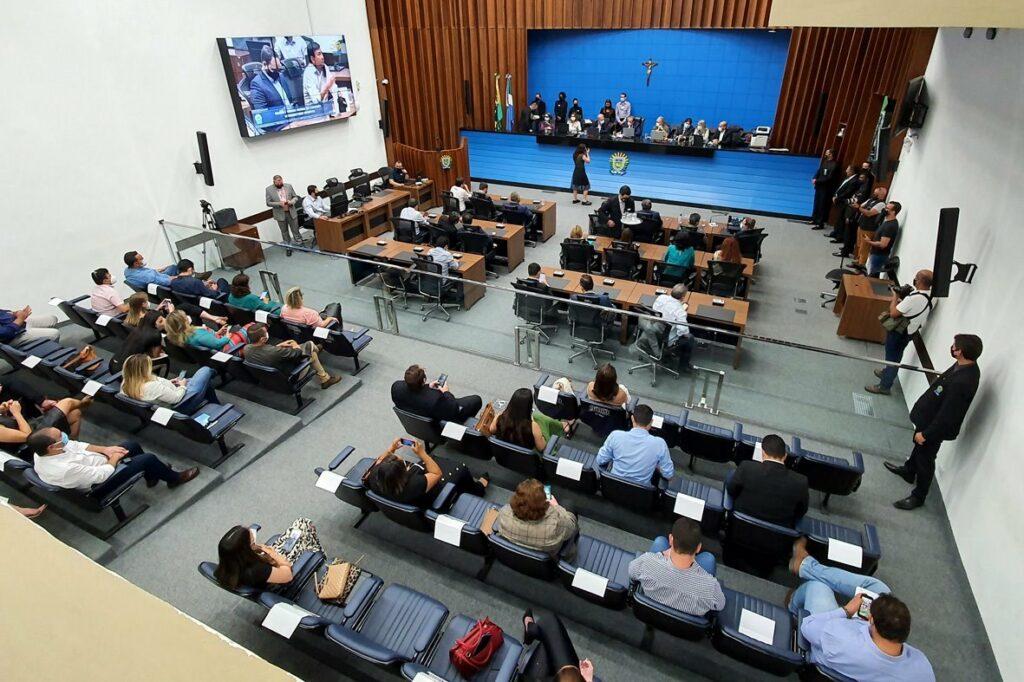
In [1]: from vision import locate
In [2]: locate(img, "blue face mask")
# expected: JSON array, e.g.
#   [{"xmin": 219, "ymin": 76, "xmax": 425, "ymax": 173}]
[{"xmin": 60, "ymin": 432, "xmax": 69, "ymax": 447}]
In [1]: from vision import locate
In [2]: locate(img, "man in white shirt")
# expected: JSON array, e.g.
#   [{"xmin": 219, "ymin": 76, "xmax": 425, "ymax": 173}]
[
  {"xmin": 89, "ymin": 268, "xmax": 128, "ymax": 316},
  {"xmin": 867, "ymin": 269, "xmax": 933, "ymax": 396},
  {"xmin": 652, "ymin": 284, "xmax": 695, "ymax": 368},
  {"xmin": 399, "ymin": 198, "xmax": 430, "ymax": 240},
  {"xmin": 27, "ymin": 427, "xmax": 197, "ymax": 492},
  {"xmin": 274, "ymin": 36, "xmax": 306, "ymax": 66},
  {"xmin": 301, "ymin": 41, "xmax": 340, "ymax": 111},
  {"xmin": 615, "ymin": 93, "xmax": 632, "ymax": 125},
  {"xmin": 449, "ymin": 177, "xmax": 472, "ymax": 212},
  {"xmin": 427, "ymin": 235, "xmax": 459, "ymax": 277},
  {"xmin": 302, "ymin": 184, "xmax": 330, "ymax": 222}
]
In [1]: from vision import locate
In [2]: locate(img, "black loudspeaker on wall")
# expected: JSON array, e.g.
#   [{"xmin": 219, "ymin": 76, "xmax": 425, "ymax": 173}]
[
  {"xmin": 193, "ymin": 131, "xmax": 214, "ymax": 186},
  {"xmin": 932, "ymin": 208, "xmax": 959, "ymax": 298},
  {"xmin": 463, "ymin": 80, "xmax": 473, "ymax": 116},
  {"xmin": 379, "ymin": 99, "xmax": 390, "ymax": 138}
]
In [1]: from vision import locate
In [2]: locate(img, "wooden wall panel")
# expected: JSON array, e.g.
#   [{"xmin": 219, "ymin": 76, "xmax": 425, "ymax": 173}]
[
  {"xmin": 366, "ymin": 0, "xmax": 934, "ymax": 174},
  {"xmin": 393, "ymin": 138, "xmax": 471, "ymax": 192}
]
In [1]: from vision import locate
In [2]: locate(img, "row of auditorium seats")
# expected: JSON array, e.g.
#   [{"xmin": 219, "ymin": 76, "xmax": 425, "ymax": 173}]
[
  {"xmin": 312, "ymin": 446, "xmax": 843, "ymax": 679},
  {"xmin": 199, "ymin": 524, "xmax": 528, "ymax": 681}
]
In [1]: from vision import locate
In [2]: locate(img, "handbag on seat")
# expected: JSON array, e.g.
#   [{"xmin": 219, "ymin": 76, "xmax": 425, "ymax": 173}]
[
  {"xmin": 449, "ymin": 617, "xmax": 505, "ymax": 676},
  {"xmin": 315, "ymin": 556, "xmax": 363, "ymax": 604}
]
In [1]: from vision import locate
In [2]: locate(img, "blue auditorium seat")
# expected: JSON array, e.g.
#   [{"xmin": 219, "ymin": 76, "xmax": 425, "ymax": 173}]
[
  {"xmin": 631, "ymin": 583, "xmax": 717, "ymax": 643},
  {"xmin": 648, "ymin": 407, "xmax": 685, "ymax": 449},
  {"xmin": 400, "ymin": 613, "xmax": 525, "ymax": 682},
  {"xmin": 679, "ymin": 414, "xmax": 740, "ymax": 468},
  {"xmin": 557, "ymin": 535, "xmax": 638, "ymax": 609},
  {"xmin": 439, "ymin": 418, "xmax": 493, "ymax": 460},
  {"xmin": 532, "ymin": 373, "xmax": 582, "ymax": 423},
  {"xmin": 797, "ymin": 516, "xmax": 881, "ymax": 575},
  {"xmin": 712, "ymin": 588, "xmax": 805, "ymax": 675},
  {"xmin": 487, "ymin": 521, "xmax": 564, "ymax": 581},
  {"xmin": 661, "ymin": 475, "xmax": 726, "ymax": 536},
  {"xmin": 280, "ymin": 320, "xmax": 373, "ymax": 374},
  {"xmin": 314, "ymin": 446, "xmax": 380, "ymax": 525},
  {"xmin": 541, "ymin": 438, "xmax": 599, "ymax": 493},
  {"xmin": 242, "ymin": 357, "xmax": 317, "ymax": 414},
  {"xmin": 325, "ymin": 583, "xmax": 448, "ymax": 666},
  {"xmin": 259, "ymin": 570, "xmax": 383, "ymax": 632},
  {"xmin": 488, "ymin": 435, "xmax": 545, "ymax": 479},
  {"xmin": 578, "ymin": 392, "xmax": 636, "ymax": 438},
  {"xmin": 790, "ymin": 436, "xmax": 865, "ymax": 508},
  {"xmin": 598, "ymin": 465, "xmax": 667, "ymax": 513},
  {"xmin": 365, "ymin": 482, "xmax": 458, "ymax": 534},
  {"xmin": 795, "ymin": 610, "xmax": 859, "ymax": 681},
  {"xmin": 424, "ymin": 485, "xmax": 499, "ymax": 556},
  {"xmin": 393, "ymin": 406, "xmax": 447, "ymax": 451}
]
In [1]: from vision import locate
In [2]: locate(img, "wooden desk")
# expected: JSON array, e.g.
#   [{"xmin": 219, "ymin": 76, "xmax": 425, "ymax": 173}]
[
  {"xmin": 395, "ymin": 179, "xmax": 436, "ymax": 211},
  {"xmin": 357, "ymin": 189, "xmax": 411, "ymax": 238},
  {"xmin": 425, "ymin": 214, "xmax": 526, "ymax": 272},
  {"xmin": 219, "ymin": 223, "xmax": 265, "ymax": 269},
  {"xmin": 833, "ymin": 274, "xmax": 888, "ymax": 343},
  {"xmin": 315, "ymin": 212, "xmax": 366, "ymax": 254},
  {"xmin": 490, "ymin": 194, "xmax": 557, "ymax": 241},
  {"xmin": 540, "ymin": 266, "xmax": 640, "ymax": 344},
  {"xmin": 588, "ymin": 237, "xmax": 753, "ymax": 289},
  {"xmin": 693, "ymin": 252, "xmax": 755, "ymax": 295},
  {"xmin": 662, "ymin": 218, "xmax": 726, "ymax": 250},
  {"xmin": 348, "ymin": 236, "xmax": 487, "ymax": 310}
]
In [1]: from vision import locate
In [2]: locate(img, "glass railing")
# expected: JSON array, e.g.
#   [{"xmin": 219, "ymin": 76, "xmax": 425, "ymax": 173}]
[{"xmin": 158, "ymin": 219, "xmax": 923, "ymax": 455}]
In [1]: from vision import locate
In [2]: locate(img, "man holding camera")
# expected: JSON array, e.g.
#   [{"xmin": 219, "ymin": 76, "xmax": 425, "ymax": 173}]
[{"xmin": 866, "ymin": 269, "xmax": 933, "ymax": 396}]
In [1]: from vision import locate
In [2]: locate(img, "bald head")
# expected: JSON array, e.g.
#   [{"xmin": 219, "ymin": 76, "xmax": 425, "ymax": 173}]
[{"xmin": 914, "ymin": 269, "xmax": 933, "ymax": 290}]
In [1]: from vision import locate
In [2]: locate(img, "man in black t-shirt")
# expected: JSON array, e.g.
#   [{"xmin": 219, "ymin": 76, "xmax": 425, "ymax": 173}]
[{"xmin": 866, "ymin": 201, "xmax": 901, "ymax": 276}]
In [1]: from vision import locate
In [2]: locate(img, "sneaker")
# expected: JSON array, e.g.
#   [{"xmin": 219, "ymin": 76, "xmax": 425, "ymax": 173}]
[
  {"xmin": 572, "ymin": 199, "xmax": 581, "ymax": 204},
  {"xmin": 320, "ymin": 375, "xmax": 342, "ymax": 389},
  {"xmin": 581, "ymin": 200, "xmax": 592, "ymax": 206},
  {"xmin": 864, "ymin": 384, "xmax": 891, "ymax": 395},
  {"xmin": 195, "ymin": 271, "xmax": 213, "ymax": 281}
]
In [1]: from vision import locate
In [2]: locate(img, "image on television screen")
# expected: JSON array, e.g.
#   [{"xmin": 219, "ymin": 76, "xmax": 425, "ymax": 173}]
[{"xmin": 217, "ymin": 34, "xmax": 358, "ymax": 138}]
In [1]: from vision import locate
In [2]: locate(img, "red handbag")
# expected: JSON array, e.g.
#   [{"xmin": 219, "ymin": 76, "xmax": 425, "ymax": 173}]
[{"xmin": 449, "ymin": 617, "xmax": 504, "ymax": 677}]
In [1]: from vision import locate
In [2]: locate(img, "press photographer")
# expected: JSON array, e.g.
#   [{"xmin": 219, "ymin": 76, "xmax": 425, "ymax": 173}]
[{"xmin": 865, "ymin": 269, "xmax": 933, "ymax": 396}]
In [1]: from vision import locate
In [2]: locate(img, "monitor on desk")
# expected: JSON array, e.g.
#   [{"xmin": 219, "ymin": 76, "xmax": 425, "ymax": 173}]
[{"xmin": 330, "ymin": 191, "xmax": 349, "ymax": 217}]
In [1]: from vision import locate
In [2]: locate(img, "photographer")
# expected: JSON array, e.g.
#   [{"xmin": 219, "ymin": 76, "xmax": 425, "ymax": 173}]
[{"xmin": 866, "ymin": 269, "xmax": 932, "ymax": 396}]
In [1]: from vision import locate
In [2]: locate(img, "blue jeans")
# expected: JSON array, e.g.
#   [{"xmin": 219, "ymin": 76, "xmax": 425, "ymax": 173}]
[
  {"xmin": 788, "ymin": 556, "xmax": 890, "ymax": 616},
  {"xmin": 174, "ymin": 367, "xmax": 219, "ymax": 414},
  {"xmin": 161, "ymin": 264, "xmax": 180, "ymax": 276},
  {"xmin": 878, "ymin": 330, "xmax": 912, "ymax": 390},
  {"xmin": 866, "ymin": 253, "xmax": 887, "ymax": 277},
  {"xmin": 650, "ymin": 536, "xmax": 717, "ymax": 574}
]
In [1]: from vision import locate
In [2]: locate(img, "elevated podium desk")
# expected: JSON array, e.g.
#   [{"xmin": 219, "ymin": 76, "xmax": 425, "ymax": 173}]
[
  {"xmin": 219, "ymin": 223, "xmax": 265, "ymax": 269},
  {"xmin": 396, "ymin": 179, "xmax": 436, "ymax": 210},
  {"xmin": 314, "ymin": 189, "xmax": 413, "ymax": 254},
  {"xmin": 834, "ymin": 274, "xmax": 889, "ymax": 343},
  {"xmin": 537, "ymin": 133, "xmax": 715, "ymax": 158}
]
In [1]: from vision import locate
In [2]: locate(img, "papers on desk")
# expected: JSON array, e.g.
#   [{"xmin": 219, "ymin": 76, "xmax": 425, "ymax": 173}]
[
  {"xmin": 147, "ymin": 283, "xmax": 158, "ymax": 295},
  {"xmin": 151, "ymin": 407, "xmax": 175, "ymax": 426},
  {"xmin": 673, "ymin": 493, "xmax": 706, "ymax": 522},
  {"xmin": 48, "ymin": 297, "xmax": 63, "ymax": 306},
  {"xmin": 433, "ymin": 514, "xmax": 465, "ymax": 547},
  {"xmin": 828, "ymin": 538, "xmax": 864, "ymax": 568},
  {"xmin": 21, "ymin": 355, "xmax": 41, "ymax": 369},
  {"xmin": 199, "ymin": 297, "xmax": 213, "ymax": 310},
  {"xmin": 537, "ymin": 385, "xmax": 559, "ymax": 404},
  {"xmin": 262, "ymin": 602, "xmax": 314, "ymax": 639},
  {"xmin": 82, "ymin": 380, "xmax": 103, "ymax": 397},
  {"xmin": 315, "ymin": 470, "xmax": 345, "ymax": 493},
  {"xmin": 651, "ymin": 415, "xmax": 664, "ymax": 430},
  {"xmin": 441, "ymin": 421, "xmax": 466, "ymax": 441},
  {"xmin": 313, "ymin": 326, "xmax": 330, "ymax": 339},
  {"xmin": 95, "ymin": 315, "xmax": 112, "ymax": 327},
  {"xmin": 254, "ymin": 310, "xmax": 270, "ymax": 323},
  {"xmin": 752, "ymin": 441, "xmax": 764, "ymax": 462},
  {"xmin": 556, "ymin": 457, "xmax": 584, "ymax": 481},
  {"xmin": 738, "ymin": 609, "xmax": 776, "ymax": 645},
  {"xmin": 571, "ymin": 568, "xmax": 608, "ymax": 597},
  {"xmin": 211, "ymin": 351, "xmax": 232, "ymax": 363}
]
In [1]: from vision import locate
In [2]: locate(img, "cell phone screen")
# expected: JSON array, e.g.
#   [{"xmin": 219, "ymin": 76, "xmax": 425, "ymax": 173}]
[
  {"xmin": 543, "ymin": 484, "xmax": 552, "ymax": 500},
  {"xmin": 400, "ymin": 438, "xmax": 415, "ymax": 448},
  {"xmin": 436, "ymin": 374, "xmax": 448, "ymax": 387},
  {"xmin": 857, "ymin": 596, "xmax": 873, "ymax": 619},
  {"xmin": 176, "ymin": 370, "xmax": 187, "ymax": 380}
]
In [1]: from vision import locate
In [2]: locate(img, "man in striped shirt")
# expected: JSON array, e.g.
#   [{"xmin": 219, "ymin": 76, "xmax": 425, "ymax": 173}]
[{"xmin": 628, "ymin": 517, "xmax": 726, "ymax": 616}]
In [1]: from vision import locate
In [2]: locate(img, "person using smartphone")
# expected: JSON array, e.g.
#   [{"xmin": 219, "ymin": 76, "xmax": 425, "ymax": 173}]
[
  {"xmin": 495, "ymin": 478, "xmax": 578, "ymax": 559},
  {"xmin": 363, "ymin": 436, "xmax": 489, "ymax": 507},
  {"xmin": 391, "ymin": 364, "xmax": 482, "ymax": 424},
  {"xmin": 213, "ymin": 518, "xmax": 326, "ymax": 591}
]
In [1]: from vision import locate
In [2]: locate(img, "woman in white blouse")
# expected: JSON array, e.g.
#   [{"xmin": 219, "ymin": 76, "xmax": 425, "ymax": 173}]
[
  {"xmin": 119, "ymin": 354, "xmax": 221, "ymax": 414},
  {"xmin": 694, "ymin": 120, "xmax": 709, "ymax": 142},
  {"xmin": 567, "ymin": 113, "xmax": 582, "ymax": 135}
]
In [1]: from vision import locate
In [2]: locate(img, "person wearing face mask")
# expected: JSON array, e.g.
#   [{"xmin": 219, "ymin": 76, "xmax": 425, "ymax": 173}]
[
  {"xmin": 568, "ymin": 98, "xmax": 583, "ymax": 123},
  {"xmin": 553, "ymin": 91, "xmax": 568, "ymax": 133},
  {"xmin": 615, "ymin": 92, "xmax": 632, "ymax": 125},
  {"xmin": 26, "ymin": 426, "xmax": 198, "ymax": 492},
  {"xmin": 302, "ymin": 41, "xmax": 345, "ymax": 114},
  {"xmin": 599, "ymin": 99, "xmax": 616, "ymax": 123},
  {"xmin": 89, "ymin": 268, "xmax": 129, "ymax": 316},
  {"xmin": 265, "ymin": 174, "xmax": 301, "ymax": 254},
  {"xmin": 249, "ymin": 45, "xmax": 294, "ymax": 113},
  {"xmin": 122, "ymin": 250, "xmax": 183, "ymax": 289},
  {"xmin": 885, "ymin": 334, "xmax": 982, "ymax": 510}
]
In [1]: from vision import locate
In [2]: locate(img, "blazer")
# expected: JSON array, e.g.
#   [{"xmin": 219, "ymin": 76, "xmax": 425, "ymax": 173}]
[
  {"xmin": 266, "ymin": 183, "xmax": 299, "ymax": 221},
  {"xmin": 909, "ymin": 362, "xmax": 980, "ymax": 442},
  {"xmin": 249, "ymin": 71, "xmax": 291, "ymax": 111},
  {"xmin": 598, "ymin": 196, "xmax": 636, "ymax": 227},
  {"xmin": 833, "ymin": 174, "xmax": 860, "ymax": 202},
  {"xmin": 813, "ymin": 160, "xmax": 839, "ymax": 187},
  {"xmin": 726, "ymin": 460, "xmax": 809, "ymax": 528},
  {"xmin": 391, "ymin": 380, "xmax": 462, "ymax": 422}
]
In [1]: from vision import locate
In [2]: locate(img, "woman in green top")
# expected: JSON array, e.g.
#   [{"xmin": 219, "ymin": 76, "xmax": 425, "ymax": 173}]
[
  {"xmin": 662, "ymin": 230, "xmax": 695, "ymax": 279},
  {"xmin": 227, "ymin": 274, "xmax": 282, "ymax": 313}
]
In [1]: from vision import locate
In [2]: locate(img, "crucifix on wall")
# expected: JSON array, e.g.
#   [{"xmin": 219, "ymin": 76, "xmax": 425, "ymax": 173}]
[{"xmin": 642, "ymin": 58, "xmax": 658, "ymax": 86}]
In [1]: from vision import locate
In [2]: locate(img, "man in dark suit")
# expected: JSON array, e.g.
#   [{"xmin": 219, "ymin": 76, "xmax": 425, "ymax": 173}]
[
  {"xmin": 249, "ymin": 45, "xmax": 294, "ymax": 112},
  {"xmin": 834, "ymin": 171, "xmax": 872, "ymax": 258},
  {"xmin": 827, "ymin": 165, "xmax": 859, "ymax": 241},
  {"xmin": 886, "ymin": 334, "xmax": 982, "ymax": 510},
  {"xmin": 391, "ymin": 364, "xmax": 482, "ymax": 424},
  {"xmin": 598, "ymin": 185, "xmax": 636, "ymax": 233},
  {"xmin": 810, "ymin": 149, "xmax": 839, "ymax": 230},
  {"xmin": 726, "ymin": 434, "xmax": 809, "ymax": 527}
]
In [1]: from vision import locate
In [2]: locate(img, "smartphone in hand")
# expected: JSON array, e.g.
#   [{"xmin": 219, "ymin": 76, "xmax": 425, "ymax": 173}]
[
  {"xmin": 400, "ymin": 438, "xmax": 415, "ymax": 448},
  {"xmin": 543, "ymin": 484, "xmax": 552, "ymax": 501},
  {"xmin": 436, "ymin": 374, "xmax": 448, "ymax": 388}
]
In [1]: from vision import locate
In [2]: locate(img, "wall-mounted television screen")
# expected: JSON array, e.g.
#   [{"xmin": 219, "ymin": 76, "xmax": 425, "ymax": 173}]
[{"xmin": 217, "ymin": 35, "xmax": 358, "ymax": 138}]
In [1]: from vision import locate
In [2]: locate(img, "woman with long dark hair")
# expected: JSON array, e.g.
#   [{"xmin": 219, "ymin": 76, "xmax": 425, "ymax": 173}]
[
  {"xmin": 363, "ymin": 437, "xmax": 488, "ymax": 506},
  {"xmin": 571, "ymin": 144, "xmax": 591, "ymax": 206},
  {"xmin": 214, "ymin": 518, "xmax": 324, "ymax": 590},
  {"xmin": 481, "ymin": 387, "xmax": 566, "ymax": 451},
  {"xmin": 587, "ymin": 363, "xmax": 630, "ymax": 406}
]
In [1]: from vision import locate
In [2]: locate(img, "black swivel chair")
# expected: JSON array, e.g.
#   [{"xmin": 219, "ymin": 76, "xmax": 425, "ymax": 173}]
[
  {"xmin": 441, "ymin": 191, "xmax": 461, "ymax": 214},
  {"xmin": 604, "ymin": 247, "xmax": 644, "ymax": 281},
  {"xmin": 736, "ymin": 230, "xmax": 767, "ymax": 262},
  {"xmin": 629, "ymin": 307, "xmax": 679, "ymax": 386},
  {"xmin": 567, "ymin": 299, "xmax": 615, "ymax": 368},
  {"xmin": 560, "ymin": 239, "xmax": 600, "ymax": 273},
  {"xmin": 511, "ymin": 278, "xmax": 560, "ymax": 342},
  {"xmin": 459, "ymin": 231, "xmax": 498, "ymax": 279},
  {"xmin": 500, "ymin": 206, "xmax": 539, "ymax": 246},
  {"xmin": 704, "ymin": 261, "xmax": 745, "ymax": 298},
  {"xmin": 392, "ymin": 217, "xmax": 427, "ymax": 244},
  {"xmin": 470, "ymin": 194, "xmax": 498, "ymax": 220},
  {"xmin": 634, "ymin": 215, "xmax": 664, "ymax": 244},
  {"xmin": 412, "ymin": 256, "xmax": 460, "ymax": 322}
]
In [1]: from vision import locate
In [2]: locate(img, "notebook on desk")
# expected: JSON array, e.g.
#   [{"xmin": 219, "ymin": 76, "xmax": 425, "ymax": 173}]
[
  {"xmin": 694, "ymin": 305, "xmax": 736, "ymax": 323},
  {"xmin": 353, "ymin": 244, "xmax": 386, "ymax": 257}
]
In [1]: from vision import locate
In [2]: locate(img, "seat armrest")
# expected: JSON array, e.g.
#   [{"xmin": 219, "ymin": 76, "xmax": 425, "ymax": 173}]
[
  {"xmin": 862, "ymin": 523, "xmax": 881, "ymax": 557},
  {"xmin": 248, "ymin": 523, "xmax": 262, "ymax": 534},
  {"xmin": 850, "ymin": 451, "xmax": 865, "ymax": 472},
  {"xmin": 733, "ymin": 422, "xmax": 744, "ymax": 442},
  {"xmin": 676, "ymin": 406, "xmax": 689, "ymax": 425},
  {"xmin": 790, "ymin": 435, "xmax": 803, "ymax": 455},
  {"xmin": 288, "ymin": 359, "xmax": 313, "ymax": 381},
  {"xmin": 328, "ymin": 446, "xmax": 356, "ymax": 471},
  {"xmin": 431, "ymin": 482, "xmax": 458, "ymax": 512},
  {"xmin": 224, "ymin": 341, "xmax": 245, "ymax": 355},
  {"xmin": 542, "ymin": 435, "xmax": 559, "ymax": 458},
  {"xmin": 325, "ymin": 625, "xmax": 404, "ymax": 665}
]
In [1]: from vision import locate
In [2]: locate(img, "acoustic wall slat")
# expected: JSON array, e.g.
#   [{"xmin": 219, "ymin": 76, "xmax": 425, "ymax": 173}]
[{"xmin": 365, "ymin": 1, "xmax": 933, "ymax": 165}]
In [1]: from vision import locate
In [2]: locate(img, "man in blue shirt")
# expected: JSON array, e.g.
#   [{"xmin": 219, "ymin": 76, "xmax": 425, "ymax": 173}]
[
  {"xmin": 791, "ymin": 538, "xmax": 934, "ymax": 680},
  {"xmin": 0, "ymin": 306, "xmax": 60, "ymax": 345},
  {"xmin": 595, "ymin": 404, "xmax": 674, "ymax": 484},
  {"xmin": 122, "ymin": 251, "xmax": 182, "ymax": 289},
  {"xmin": 169, "ymin": 259, "xmax": 230, "ymax": 301}
]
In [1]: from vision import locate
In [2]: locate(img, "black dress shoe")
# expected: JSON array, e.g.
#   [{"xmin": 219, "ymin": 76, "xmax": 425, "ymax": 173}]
[
  {"xmin": 884, "ymin": 461, "xmax": 915, "ymax": 484},
  {"xmin": 832, "ymin": 250, "xmax": 847, "ymax": 257},
  {"xmin": 829, "ymin": 238, "xmax": 843, "ymax": 244},
  {"xmin": 195, "ymin": 271, "xmax": 213, "ymax": 281},
  {"xmin": 811, "ymin": 225, "xmax": 824, "ymax": 230},
  {"xmin": 894, "ymin": 495, "xmax": 924, "ymax": 510}
]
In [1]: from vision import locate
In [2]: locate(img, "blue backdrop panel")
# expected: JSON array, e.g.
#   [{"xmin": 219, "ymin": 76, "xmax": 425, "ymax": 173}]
[
  {"xmin": 464, "ymin": 131, "xmax": 816, "ymax": 217},
  {"xmin": 527, "ymin": 29, "xmax": 791, "ymax": 130}
]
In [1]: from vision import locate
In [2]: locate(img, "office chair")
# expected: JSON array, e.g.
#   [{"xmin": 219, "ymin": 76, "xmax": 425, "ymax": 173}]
[
  {"xmin": 737, "ymin": 230, "xmax": 767, "ymax": 262},
  {"xmin": 237, "ymin": 62, "xmax": 261, "ymax": 109},
  {"xmin": 458, "ymin": 230, "xmax": 498, "ymax": 279},
  {"xmin": 655, "ymin": 264, "xmax": 694, "ymax": 288},
  {"xmin": 281, "ymin": 58, "xmax": 304, "ymax": 104},
  {"xmin": 629, "ymin": 307, "xmax": 679, "ymax": 386},
  {"xmin": 377, "ymin": 266, "xmax": 421, "ymax": 310},
  {"xmin": 567, "ymin": 299, "xmax": 615, "ymax": 368},
  {"xmin": 560, "ymin": 239, "xmax": 599, "ymax": 273},
  {"xmin": 604, "ymin": 247, "xmax": 644, "ymax": 281},
  {"xmin": 441, "ymin": 191, "xmax": 461, "ymax": 214},
  {"xmin": 469, "ymin": 194, "xmax": 498, "ymax": 220},
  {"xmin": 704, "ymin": 261, "xmax": 745, "ymax": 298},
  {"xmin": 499, "ymin": 206, "xmax": 538, "ymax": 246},
  {"xmin": 412, "ymin": 256, "xmax": 460, "ymax": 321},
  {"xmin": 511, "ymin": 278, "xmax": 559, "ymax": 342},
  {"xmin": 392, "ymin": 217, "xmax": 426, "ymax": 244},
  {"xmin": 820, "ymin": 253, "xmax": 858, "ymax": 308},
  {"xmin": 634, "ymin": 214, "xmax": 663, "ymax": 244}
]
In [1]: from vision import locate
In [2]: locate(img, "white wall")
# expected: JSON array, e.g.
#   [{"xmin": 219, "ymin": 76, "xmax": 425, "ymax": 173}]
[
  {"xmin": 889, "ymin": 28, "xmax": 1024, "ymax": 679},
  {"xmin": 1, "ymin": 0, "xmax": 386, "ymax": 311}
]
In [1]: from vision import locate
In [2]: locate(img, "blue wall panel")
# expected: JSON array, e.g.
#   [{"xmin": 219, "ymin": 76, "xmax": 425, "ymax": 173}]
[
  {"xmin": 527, "ymin": 29, "xmax": 791, "ymax": 130},
  {"xmin": 464, "ymin": 130, "xmax": 816, "ymax": 217}
]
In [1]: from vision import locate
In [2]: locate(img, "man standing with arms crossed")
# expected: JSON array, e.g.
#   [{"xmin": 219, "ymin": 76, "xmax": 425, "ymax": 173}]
[
  {"xmin": 266, "ymin": 174, "xmax": 301, "ymax": 256},
  {"xmin": 886, "ymin": 333, "xmax": 982, "ymax": 510}
]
